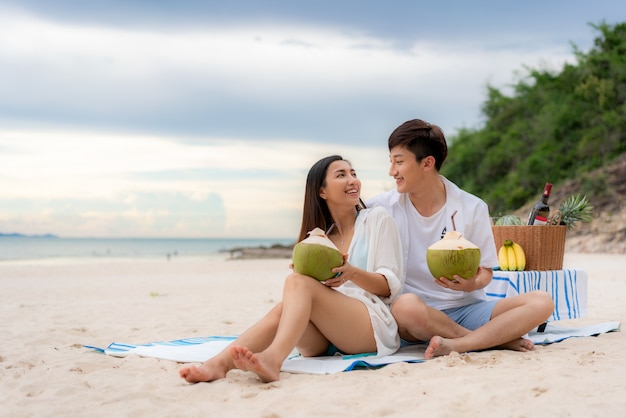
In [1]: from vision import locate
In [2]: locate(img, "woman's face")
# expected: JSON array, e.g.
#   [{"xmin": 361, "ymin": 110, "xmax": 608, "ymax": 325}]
[{"xmin": 319, "ymin": 160, "xmax": 361, "ymax": 207}]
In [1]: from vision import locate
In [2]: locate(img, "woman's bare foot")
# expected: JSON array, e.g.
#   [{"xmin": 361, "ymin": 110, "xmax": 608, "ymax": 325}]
[
  {"xmin": 424, "ymin": 336, "xmax": 456, "ymax": 359},
  {"xmin": 179, "ymin": 360, "xmax": 228, "ymax": 383},
  {"xmin": 228, "ymin": 345, "xmax": 281, "ymax": 383},
  {"xmin": 498, "ymin": 337, "xmax": 534, "ymax": 352}
]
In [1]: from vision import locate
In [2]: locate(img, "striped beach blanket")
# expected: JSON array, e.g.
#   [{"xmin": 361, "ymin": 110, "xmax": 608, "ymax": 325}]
[
  {"xmin": 487, "ymin": 268, "xmax": 587, "ymax": 321},
  {"xmin": 85, "ymin": 321, "xmax": 619, "ymax": 375}
]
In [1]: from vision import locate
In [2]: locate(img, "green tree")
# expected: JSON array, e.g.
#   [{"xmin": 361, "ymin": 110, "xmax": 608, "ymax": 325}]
[{"xmin": 442, "ymin": 21, "xmax": 626, "ymax": 216}]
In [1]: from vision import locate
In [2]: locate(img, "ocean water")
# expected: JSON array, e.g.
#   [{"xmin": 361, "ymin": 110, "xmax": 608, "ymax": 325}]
[{"xmin": 0, "ymin": 236, "xmax": 295, "ymax": 262}]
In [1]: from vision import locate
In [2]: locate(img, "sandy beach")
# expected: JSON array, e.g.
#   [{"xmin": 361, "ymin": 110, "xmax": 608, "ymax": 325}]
[{"xmin": 1, "ymin": 253, "xmax": 624, "ymax": 418}]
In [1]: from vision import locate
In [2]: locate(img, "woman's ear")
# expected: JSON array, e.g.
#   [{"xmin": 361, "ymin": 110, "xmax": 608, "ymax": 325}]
[{"xmin": 319, "ymin": 187, "xmax": 327, "ymax": 200}]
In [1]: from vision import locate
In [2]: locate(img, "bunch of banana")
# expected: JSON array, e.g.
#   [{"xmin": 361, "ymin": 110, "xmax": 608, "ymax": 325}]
[{"xmin": 498, "ymin": 239, "xmax": 526, "ymax": 271}]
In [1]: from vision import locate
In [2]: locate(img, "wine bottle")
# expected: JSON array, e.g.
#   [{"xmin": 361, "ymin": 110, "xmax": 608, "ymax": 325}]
[{"xmin": 527, "ymin": 183, "xmax": 552, "ymax": 225}]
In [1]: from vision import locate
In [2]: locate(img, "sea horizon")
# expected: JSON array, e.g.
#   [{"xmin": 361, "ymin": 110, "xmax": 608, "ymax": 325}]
[{"xmin": 0, "ymin": 236, "xmax": 295, "ymax": 262}]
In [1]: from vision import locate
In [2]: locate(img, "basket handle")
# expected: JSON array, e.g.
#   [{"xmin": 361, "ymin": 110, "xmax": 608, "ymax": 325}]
[{"xmin": 548, "ymin": 210, "xmax": 562, "ymax": 226}]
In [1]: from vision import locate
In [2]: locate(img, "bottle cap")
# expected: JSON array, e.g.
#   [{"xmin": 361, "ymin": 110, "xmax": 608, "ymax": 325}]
[{"xmin": 544, "ymin": 183, "xmax": 552, "ymax": 194}]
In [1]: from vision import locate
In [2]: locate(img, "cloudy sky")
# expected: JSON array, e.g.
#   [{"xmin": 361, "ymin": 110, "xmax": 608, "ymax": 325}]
[{"xmin": 1, "ymin": 1, "xmax": 624, "ymax": 239}]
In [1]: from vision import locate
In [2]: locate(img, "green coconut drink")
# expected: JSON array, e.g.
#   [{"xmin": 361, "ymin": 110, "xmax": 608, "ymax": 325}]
[
  {"xmin": 426, "ymin": 230, "xmax": 481, "ymax": 280},
  {"xmin": 292, "ymin": 228, "xmax": 344, "ymax": 281}
]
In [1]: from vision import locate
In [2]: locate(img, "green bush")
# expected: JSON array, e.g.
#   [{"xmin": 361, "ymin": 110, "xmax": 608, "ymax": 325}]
[{"xmin": 441, "ymin": 21, "xmax": 626, "ymax": 214}]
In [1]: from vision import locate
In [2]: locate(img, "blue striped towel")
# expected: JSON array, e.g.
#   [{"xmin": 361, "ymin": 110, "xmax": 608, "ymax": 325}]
[{"xmin": 85, "ymin": 321, "xmax": 619, "ymax": 374}]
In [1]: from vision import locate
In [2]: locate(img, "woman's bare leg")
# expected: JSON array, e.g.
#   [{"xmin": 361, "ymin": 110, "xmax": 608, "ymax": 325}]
[
  {"xmin": 228, "ymin": 273, "xmax": 375, "ymax": 382},
  {"xmin": 179, "ymin": 303, "xmax": 283, "ymax": 383}
]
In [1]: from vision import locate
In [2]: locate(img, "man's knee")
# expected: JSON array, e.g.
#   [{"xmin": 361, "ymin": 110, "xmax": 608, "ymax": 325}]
[
  {"xmin": 391, "ymin": 294, "xmax": 427, "ymax": 326},
  {"xmin": 532, "ymin": 290, "xmax": 555, "ymax": 318}
]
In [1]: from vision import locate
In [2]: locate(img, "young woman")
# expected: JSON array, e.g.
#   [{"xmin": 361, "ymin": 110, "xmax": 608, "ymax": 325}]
[{"xmin": 179, "ymin": 155, "xmax": 404, "ymax": 383}]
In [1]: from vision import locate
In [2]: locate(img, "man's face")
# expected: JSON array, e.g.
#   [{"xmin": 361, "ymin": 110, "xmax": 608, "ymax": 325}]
[{"xmin": 388, "ymin": 146, "xmax": 423, "ymax": 193}]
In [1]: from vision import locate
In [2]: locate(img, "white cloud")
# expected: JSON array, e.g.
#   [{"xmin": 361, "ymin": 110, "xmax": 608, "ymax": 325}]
[
  {"xmin": 0, "ymin": 129, "xmax": 304, "ymax": 195},
  {"xmin": 0, "ymin": 127, "xmax": 393, "ymax": 237},
  {"xmin": 0, "ymin": 9, "xmax": 575, "ymax": 115},
  {"xmin": 0, "ymin": 8, "xmax": 585, "ymax": 238}
]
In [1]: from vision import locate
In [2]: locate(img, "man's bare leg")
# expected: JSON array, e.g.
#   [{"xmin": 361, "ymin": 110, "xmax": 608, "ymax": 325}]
[
  {"xmin": 424, "ymin": 335, "xmax": 534, "ymax": 359},
  {"xmin": 392, "ymin": 293, "xmax": 470, "ymax": 342},
  {"xmin": 423, "ymin": 291, "xmax": 553, "ymax": 359}
]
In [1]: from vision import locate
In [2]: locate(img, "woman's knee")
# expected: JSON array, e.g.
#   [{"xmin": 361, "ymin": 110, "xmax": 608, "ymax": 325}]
[{"xmin": 284, "ymin": 272, "xmax": 316, "ymax": 290}]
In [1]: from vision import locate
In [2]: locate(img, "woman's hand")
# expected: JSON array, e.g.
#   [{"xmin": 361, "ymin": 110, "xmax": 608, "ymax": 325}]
[
  {"xmin": 327, "ymin": 253, "xmax": 391, "ymax": 297},
  {"xmin": 327, "ymin": 254, "xmax": 351, "ymax": 287}
]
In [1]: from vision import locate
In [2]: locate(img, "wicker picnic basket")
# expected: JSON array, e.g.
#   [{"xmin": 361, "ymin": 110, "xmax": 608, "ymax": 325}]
[{"xmin": 492, "ymin": 224, "xmax": 567, "ymax": 271}]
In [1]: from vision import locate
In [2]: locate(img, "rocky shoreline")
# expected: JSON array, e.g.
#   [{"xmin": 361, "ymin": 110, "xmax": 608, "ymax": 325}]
[
  {"xmin": 225, "ymin": 208, "xmax": 625, "ymax": 260},
  {"xmin": 225, "ymin": 244, "xmax": 294, "ymax": 260}
]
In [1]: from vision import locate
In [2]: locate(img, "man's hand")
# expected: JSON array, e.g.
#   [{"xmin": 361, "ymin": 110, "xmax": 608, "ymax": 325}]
[
  {"xmin": 434, "ymin": 275, "xmax": 476, "ymax": 292},
  {"xmin": 434, "ymin": 266, "xmax": 492, "ymax": 292}
]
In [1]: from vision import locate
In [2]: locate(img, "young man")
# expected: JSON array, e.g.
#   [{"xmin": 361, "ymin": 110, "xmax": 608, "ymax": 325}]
[{"xmin": 367, "ymin": 119, "xmax": 554, "ymax": 358}]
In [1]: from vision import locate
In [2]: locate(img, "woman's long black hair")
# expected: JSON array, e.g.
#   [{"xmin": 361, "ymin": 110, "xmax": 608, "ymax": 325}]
[{"xmin": 297, "ymin": 155, "xmax": 365, "ymax": 242}]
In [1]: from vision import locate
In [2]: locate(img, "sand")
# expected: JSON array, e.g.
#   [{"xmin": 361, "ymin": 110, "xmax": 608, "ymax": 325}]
[{"xmin": 1, "ymin": 253, "xmax": 624, "ymax": 417}]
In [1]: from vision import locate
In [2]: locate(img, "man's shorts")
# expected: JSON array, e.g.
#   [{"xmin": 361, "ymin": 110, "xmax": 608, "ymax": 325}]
[
  {"xmin": 400, "ymin": 299, "xmax": 499, "ymax": 346},
  {"xmin": 442, "ymin": 300, "xmax": 498, "ymax": 331}
]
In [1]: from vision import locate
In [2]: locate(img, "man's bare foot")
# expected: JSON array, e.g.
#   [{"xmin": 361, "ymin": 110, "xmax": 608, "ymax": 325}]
[
  {"xmin": 179, "ymin": 360, "xmax": 228, "ymax": 383},
  {"xmin": 498, "ymin": 337, "xmax": 534, "ymax": 352},
  {"xmin": 423, "ymin": 335, "xmax": 535, "ymax": 360},
  {"xmin": 424, "ymin": 336, "xmax": 457, "ymax": 359},
  {"xmin": 228, "ymin": 345, "xmax": 281, "ymax": 383}
]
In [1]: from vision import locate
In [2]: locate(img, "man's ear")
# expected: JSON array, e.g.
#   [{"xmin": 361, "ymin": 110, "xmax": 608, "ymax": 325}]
[{"xmin": 422, "ymin": 155, "xmax": 436, "ymax": 169}]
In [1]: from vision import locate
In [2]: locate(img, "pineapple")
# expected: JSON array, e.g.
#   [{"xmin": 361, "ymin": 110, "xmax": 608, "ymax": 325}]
[{"xmin": 556, "ymin": 194, "xmax": 594, "ymax": 230}]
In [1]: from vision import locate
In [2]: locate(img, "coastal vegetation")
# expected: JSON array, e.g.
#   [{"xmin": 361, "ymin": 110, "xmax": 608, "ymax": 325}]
[{"xmin": 442, "ymin": 21, "xmax": 626, "ymax": 217}]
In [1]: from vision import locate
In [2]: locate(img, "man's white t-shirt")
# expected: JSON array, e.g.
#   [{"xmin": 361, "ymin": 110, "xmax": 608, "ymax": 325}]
[{"xmin": 367, "ymin": 176, "xmax": 499, "ymax": 310}]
